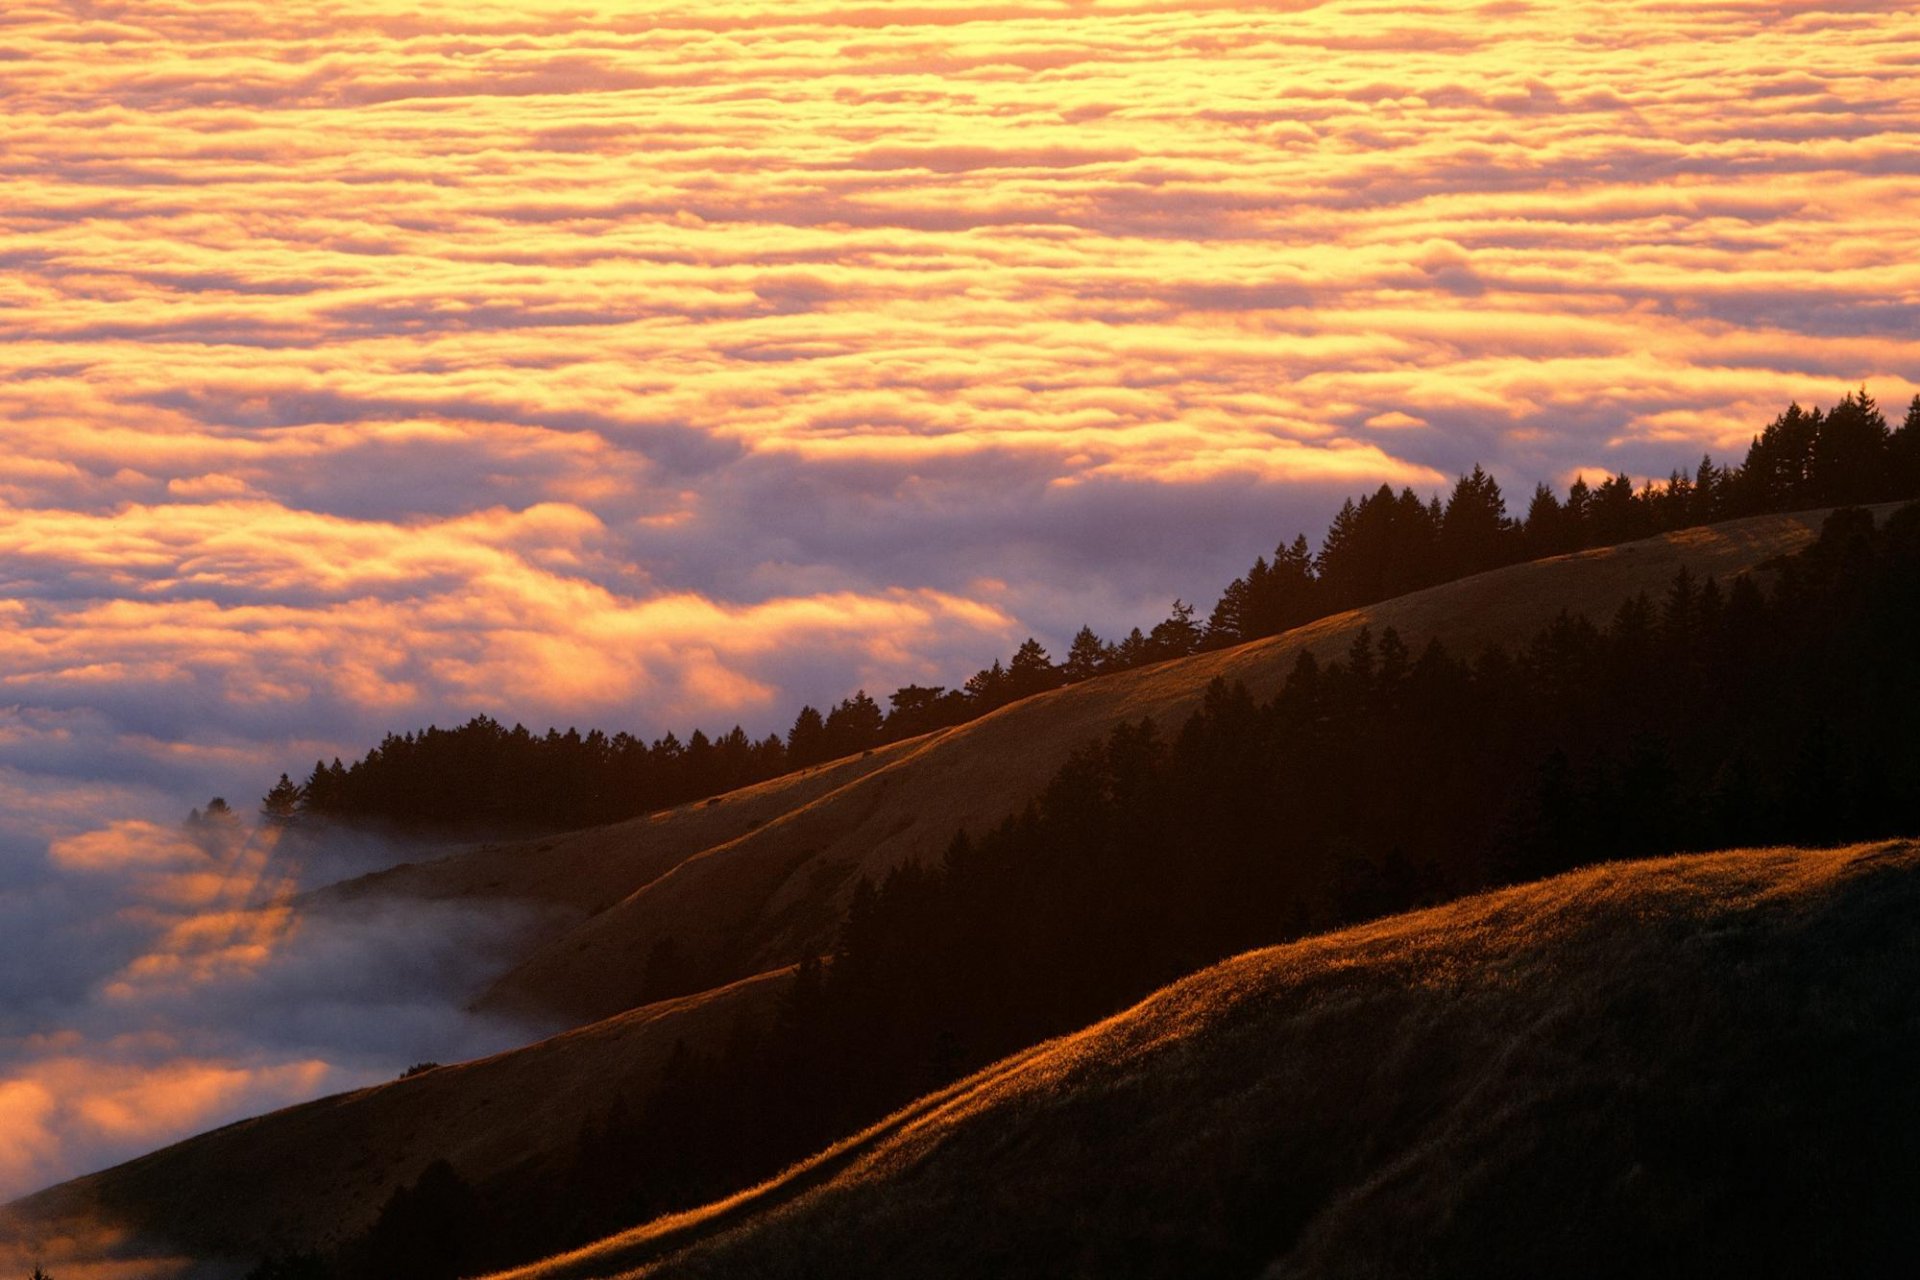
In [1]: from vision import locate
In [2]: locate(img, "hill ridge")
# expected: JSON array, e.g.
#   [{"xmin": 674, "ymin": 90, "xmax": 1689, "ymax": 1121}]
[{"xmin": 497, "ymin": 839, "xmax": 1920, "ymax": 1280}]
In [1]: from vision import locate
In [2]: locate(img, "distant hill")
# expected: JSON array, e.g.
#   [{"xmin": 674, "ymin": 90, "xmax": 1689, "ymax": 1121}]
[
  {"xmin": 479, "ymin": 506, "xmax": 1873, "ymax": 1023},
  {"xmin": 499, "ymin": 840, "xmax": 1920, "ymax": 1280}
]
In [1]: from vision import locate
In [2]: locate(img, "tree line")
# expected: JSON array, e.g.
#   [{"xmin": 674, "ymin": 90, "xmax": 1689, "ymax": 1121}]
[
  {"xmin": 260, "ymin": 496, "xmax": 1920, "ymax": 1276},
  {"xmin": 262, "ymin": 389, "xmax": 1920, "ymax": 833}
]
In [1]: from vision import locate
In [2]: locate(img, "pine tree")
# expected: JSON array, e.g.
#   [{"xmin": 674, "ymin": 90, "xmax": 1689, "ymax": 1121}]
[
  {"xmin": 824, "ymin": 691, "xmax": 885, "ymax": 756},
  {"xmin": 1440, "ymin": 464, "xmax": 1515, "ymax": 575},
  {"xmin": 1523, "ymin": 483, "xmax": 1568, "ymax": 557},
  {"xmin": 1006, "ymin": 639, "xmax": 1061, "ymax": 698},
  {"xmin": 261, "ymin": 773, "xmax": 302, "ymax": 823},
  {"xmin": 787, "ymin": 705, "xmax": 827, "ymax": 767},
  {"xmin": 963, "ymin": 660, "xmax": 1010, "ymax": 709},
  {"xmin": 1204, "ymin": 578, "xmax": 1250, "ymax": 650},
  {"xmin": 1739, "ymin": 401, "xmax": 1820, "ymax": 512},
  {"xmin": 1147, "ymin": 600, "xmax": 1201, "ymax": 659},
  {"xmin": 1809, "ymin": 387, "xmax": 1890, "ymax": 504},
  {"xmin": 1110, "ymin": 628, "xmax": 1150, "ymax": 671},
  {"xmin": 1062, "ymin": 626, "xmax": 1110, "ymax": 682},
  {"xmin": 1894, "ymin": 395, "xmax": 1920, "ymax": 496}
]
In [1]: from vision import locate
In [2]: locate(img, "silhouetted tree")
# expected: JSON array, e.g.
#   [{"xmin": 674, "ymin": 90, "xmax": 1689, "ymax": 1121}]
[
  {"xmin": 1522, "ymin": 483, "xmax": 1570, "ymax": 557},
  {"xmin": 1203, "ymin": 578, "xmax": 1251, "ymax": 649},
  {"xmin": 1440, "ymin": 465, "xmax": 1516, "ymax": 575},
  {"xmin": 1109, "ymin": 628, "xmax": 1151, "ymax": 671},
  {"xmin": 787, "ymin": 705, "xmax": 828, "ymax": 768},
  {"xmin": 1062, "ymin": 626, "xmax": 1111, "ymax": 681},
  {"xmin": 1810, "ymin": 388, "xmax": 1890, "ymax": 504},
  {"xmin": 885, "ymin": 684, "xmax": 966, "ymax": 739},
  {"xmin": 1148, "ymin": 600, "xmax": 1202, "ymax": 659},
  {"xmin": 1741, "ymin": 402, "xmax": 1821, "ymax": 512},
  {"xmin": 355, "ymin": 1160, "xmax": 480, "ymax": 1280},
  {"xmin": 963, "ymin": 660, "xmax": 1010, "ymax": 709},
  {"xmin": 1895, "ymin": 396, "xmax": 1920, "ymax": 495},
  {"xmin": 824, "ymin": 691, "xmax": 885, "ymax": 757},
  {"xmin": 1006, "ymin": 639, "xmax": 1061, "ymax": 698},
  {"xmin": 261, "ymin": 773, "xmax": 302, "ymax": 823}
]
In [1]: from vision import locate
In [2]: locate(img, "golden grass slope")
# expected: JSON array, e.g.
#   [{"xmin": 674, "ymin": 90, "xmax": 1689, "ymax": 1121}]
[
  {"xmin": 484, "ymin": 507, "xmax": 1865, "ymax": 1024},
  {"xmin": 4, "ymin": 968, "xmax": 790, "ymax": 1261},
  {"xmin": 496, "ymin": 840, "xmax": 1920, "ymax": 1280}
]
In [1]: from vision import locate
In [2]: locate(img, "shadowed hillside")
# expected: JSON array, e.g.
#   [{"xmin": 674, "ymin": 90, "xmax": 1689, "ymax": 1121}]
[
  {"xmin": 3, "ymin": 969, "xmax": 789, "ymax": 1263},
  {"xmin": 482, "ymin": 507, "xmax": 1872, "ymax": 1023},
  {"xmin": 499, "ymin": 840, "xmax": 1920, "ymax": 1280}
]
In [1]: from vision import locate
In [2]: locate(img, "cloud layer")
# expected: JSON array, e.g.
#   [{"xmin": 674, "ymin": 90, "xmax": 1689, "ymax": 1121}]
[
  {"xmin": 0, "ymin": 813, "xmax": 537, "ymax": 1212},
  {"xmin": 1, "ymin": 0, "xmax": 1917, "ymax": 1209}
]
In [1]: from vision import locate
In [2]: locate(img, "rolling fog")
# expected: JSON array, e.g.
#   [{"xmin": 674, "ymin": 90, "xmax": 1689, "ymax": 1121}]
[{"xmin": 0, "ymin": 802, "xmax": 542, "ymax": 1205}]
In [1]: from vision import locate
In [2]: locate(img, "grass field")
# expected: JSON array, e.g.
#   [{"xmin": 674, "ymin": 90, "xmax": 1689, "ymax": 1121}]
[{"xmin": 499, "ymin": 840, "xmax": 1920, "ymax": 1280}]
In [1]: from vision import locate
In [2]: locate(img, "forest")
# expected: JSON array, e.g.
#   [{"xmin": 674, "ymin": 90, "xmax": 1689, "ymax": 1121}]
[
  {"xmin": 268, "ymin": 390, "xmax": 1920, "ymax": 832},
  {"xmin": 266, "ymin": 492, "xmax": 1920, "ymax": 1278}
]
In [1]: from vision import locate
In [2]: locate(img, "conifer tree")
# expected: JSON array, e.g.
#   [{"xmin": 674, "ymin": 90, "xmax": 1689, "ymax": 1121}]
[
  {"xmin": 1006, "ymin": 639, "xmax": 1061, "ymax": 698},
  {"xmin": 1062, "ymin": 626, "xmax": 1110, "ymax": 682},
  {"xmin": 787, "ymin": 705, "xmax": 828, "ymax": 767},
  {"xmin": 261, "ymin": 773, "xmax": 302, "ymax": 823}
]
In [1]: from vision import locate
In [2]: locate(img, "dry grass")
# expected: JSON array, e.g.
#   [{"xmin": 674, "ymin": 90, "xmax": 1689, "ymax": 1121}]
[{"xmin": 495, "ymin": 840, "xmax": 1920, "ymax": 1280}]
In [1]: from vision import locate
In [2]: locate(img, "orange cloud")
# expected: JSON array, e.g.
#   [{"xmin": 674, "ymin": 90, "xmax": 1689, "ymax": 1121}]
[{"xmin": 4, "ymin": 0, "xmax": 1919, "ymax": 1227}]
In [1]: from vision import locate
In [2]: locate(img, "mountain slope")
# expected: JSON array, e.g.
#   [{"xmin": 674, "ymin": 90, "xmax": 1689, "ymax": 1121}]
[
  {"xmin": 485, "ymin": 507, "xmax": 1862, "ymax": 1023},
  {"xmin": 4, "ymin": 968, "xmax": 789, "ymax": 1262},
  {"xmin": 498, "ymin": 840, "xmax": 1920, "ymax": 1280}
]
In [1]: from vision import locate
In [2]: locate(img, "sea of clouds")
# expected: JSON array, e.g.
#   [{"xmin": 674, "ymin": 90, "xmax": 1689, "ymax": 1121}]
[{"xmin": 1, "ymin": 0, "xmax": 1917, "ymax": 1220}]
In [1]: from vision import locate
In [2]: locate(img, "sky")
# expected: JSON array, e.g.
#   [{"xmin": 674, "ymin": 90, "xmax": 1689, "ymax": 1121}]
[{"xmin": 1, "ymin": 0, "xmax": 1918, "ymax": 1211}]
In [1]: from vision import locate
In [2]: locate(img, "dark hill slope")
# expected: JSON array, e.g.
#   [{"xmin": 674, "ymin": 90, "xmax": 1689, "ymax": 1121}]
[
  {"xmin": 3, "ymin": 968, "xmax": 789, "ymax": 1262},
  {"xmin": 486, "ymin": 508, "xmax": 1865, "ymax": 1024},
  {"xmin": 502, "ymin": 841, "xmax": 1920, "ymax": 1280}
]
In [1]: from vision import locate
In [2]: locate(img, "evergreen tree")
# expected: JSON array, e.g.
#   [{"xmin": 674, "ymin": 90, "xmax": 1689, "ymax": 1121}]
[
  {"xmin": 886, "ymin": 684, "xmax": 963, "ymax": 739},
  {"xmin": 787, "ymin": 705, "xmax": 828, "ymax": 767},
  {"xmin": 355, "ymin": 1161, "xmax": 480, "ymax": 1280},
  {"xmin": 1006, "ymin": 639, "xmax": 1061, "ymax": 699},
  {"xmin": 1147, "ymin": 600, "xmax": 1202, "ymax": 659},
  {"xmin": 1440, "ymin": 465, "xmax": 1515, "ymax": 575},
  {"xmin": 1110, "ymin": 628, "xmax": 1151, "ymax": 671},
  {"xmin": 1523, "ymin": 483, "xmax": 1569, "ymax": 558},
  {"xmin": 1243, "ymin": 535, "xmax": 1317, "ymax": 636},
  {"xmin": 261, "ymin": 773, "xmax": 302, "ymax": 823},
  {"xmin": 963, "ymin": 660, "xmax": 1010, "ymax": 709},
  {"xmin": 1740, "ymin": 402, "xmax": 1820, "ymax": 512},
  {"xmin": 1694, "ymin": 455, "xmax": 1727, "ymax": 524},
  {"xmin": 1892, "ymin": 395, "xmax": 1920, "ymax": 497},
  {"xmin": 1587, "ymin": 474, "xmax": 1642, "ymax": 544},
  {"xmin": 1203, "ymin": 578, "xmax": 1251, "ymax": 650},
  {"xmin": 1810, "ymin": 387, "xmax": 1890, "ymax": 504},
  {"xmin": 1062, "ymin": 626, "xmax": 1110, "ymax": 682},
  {"xmin": 824, "ymin": 691, "xmax": 885, "ymax": 756}
]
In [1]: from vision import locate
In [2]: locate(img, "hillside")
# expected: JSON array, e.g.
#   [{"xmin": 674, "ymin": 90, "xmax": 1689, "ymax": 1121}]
[
  {"xmin": 3, "ymin": 968, "xmax": 789, "ymax": 1263},
  {"xmin": 482, "ymin": 507, "xmax": 1864, "ymax": 1023},
  {"xmin": 497, "ymin": 840, "xmax": 1920, "ymax": 1280}
]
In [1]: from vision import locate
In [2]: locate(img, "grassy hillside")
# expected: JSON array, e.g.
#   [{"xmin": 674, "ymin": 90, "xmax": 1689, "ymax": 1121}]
[
  {"xmin": 4, "ymin": 968, "xmax": 789, "ymax": 1261},
  {"xmin": 484, "ymin": 507, "xmax": 1861, "ymax": 1023},
  {"xmin": 498, "ymin": 840, "xmax": 1920, "ymax": 1280}
]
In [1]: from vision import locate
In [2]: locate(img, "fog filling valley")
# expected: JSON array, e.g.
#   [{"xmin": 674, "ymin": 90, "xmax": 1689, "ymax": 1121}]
[{"xmin": 0, "ymin": 796, "xmax": 542, "ymax": 1205}]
